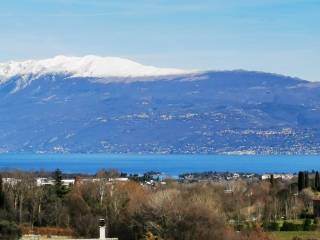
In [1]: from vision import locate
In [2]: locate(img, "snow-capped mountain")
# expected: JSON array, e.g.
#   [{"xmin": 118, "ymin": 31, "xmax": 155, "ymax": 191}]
[
  {"xmin": 0, "ymin": 55, "xmax": 189, "ymax": 84},
  {"xmin": 0, "ymin": 56, "xmax": 320, "ymax": 154}
]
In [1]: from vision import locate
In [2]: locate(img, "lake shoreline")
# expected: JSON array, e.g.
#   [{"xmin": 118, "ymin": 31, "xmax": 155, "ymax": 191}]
[{"xmin": 0, "ymin": 154, "xmax": 319, "ymax": 175}]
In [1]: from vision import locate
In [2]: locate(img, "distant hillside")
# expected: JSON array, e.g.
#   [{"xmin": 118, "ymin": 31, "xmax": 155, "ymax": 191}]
[{"xmin": 0, "ymin": 56, "xmax": 320, "ymax": 154}]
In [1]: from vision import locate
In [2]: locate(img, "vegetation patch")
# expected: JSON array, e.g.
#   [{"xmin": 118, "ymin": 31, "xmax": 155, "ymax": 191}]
[{"xmin": 271, "ymin": 231, "xmax": 320, "ymax": 240}]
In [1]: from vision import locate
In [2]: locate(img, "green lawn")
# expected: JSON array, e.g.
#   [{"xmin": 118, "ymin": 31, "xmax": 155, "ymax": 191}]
[
  {"xmin": 271, "ymin": 231, "xmax": 320, "ymax": 240},
  {"xmin": 277, "ymin": 219, "xmax": 305, "ymax": 225}
]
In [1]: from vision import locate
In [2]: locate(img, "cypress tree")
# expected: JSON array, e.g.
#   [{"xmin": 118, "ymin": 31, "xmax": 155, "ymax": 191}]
[
  {"xmin": 304, "ymin": 171, "xmax": 309, "ymax": 188},
  {"xmin": 270, "ymin": 174, "xmax": 275, "ymax": 187},
  {"xmin": 298, "ymin": 171, "xmax": 304, "ymax": 191},
  {"xmin": 53, "ymin": 169, "xmax": 68, "ymax": 198},
  {"xmin": 316, "ymin": 171, "xmax": 320, "ymax": 191}
]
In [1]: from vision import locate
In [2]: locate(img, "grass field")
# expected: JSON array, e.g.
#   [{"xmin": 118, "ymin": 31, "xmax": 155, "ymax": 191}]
[{"xmin": 271, "ymin": 231, "xmax": 320, "ymax": 240}]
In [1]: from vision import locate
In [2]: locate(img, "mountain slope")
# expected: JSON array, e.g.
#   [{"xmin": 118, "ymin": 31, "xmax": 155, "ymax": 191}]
[{"xmin": 0, "ymin": 56, "xmax": 320, "ymax": 154}]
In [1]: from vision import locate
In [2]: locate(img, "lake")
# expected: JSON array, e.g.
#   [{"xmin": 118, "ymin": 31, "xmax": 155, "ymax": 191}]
[{"xmin": 0, "ymin": 154, "xmax": 320, "ymax": 176}]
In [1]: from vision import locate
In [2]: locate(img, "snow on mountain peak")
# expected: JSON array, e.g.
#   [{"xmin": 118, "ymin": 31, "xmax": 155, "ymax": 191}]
[{"xmin": 0, "ymin": 55, "xmax": 189, "ymax": 83}]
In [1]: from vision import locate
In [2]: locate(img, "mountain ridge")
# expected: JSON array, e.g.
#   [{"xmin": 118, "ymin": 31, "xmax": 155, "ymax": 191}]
[
  {"xmin": 0, "ymin": 59, "xmax": 319, "ymax": 154},
  {"xmin": 0, "ymin": 55, "xmax": 190, "ymax": 84},
  {"xmin": 0, "ymin": 55, "xmax": 312, "ymax": 88}
]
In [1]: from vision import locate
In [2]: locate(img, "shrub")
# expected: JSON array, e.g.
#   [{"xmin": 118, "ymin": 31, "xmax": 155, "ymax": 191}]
[
  {"xmin": 263, "ymin": 221, "xmax": 280, "ymax": 231},
  {"xmin": 280, "ymin": 221, "xmax": 303, "ymax": 231},
  {"xmin": 303, "ymin": 218, "xmax": 312, "ymax": 231},
  {"xmin": 0, "ymin": 220, "xmax": 21, "ymax": 240}
]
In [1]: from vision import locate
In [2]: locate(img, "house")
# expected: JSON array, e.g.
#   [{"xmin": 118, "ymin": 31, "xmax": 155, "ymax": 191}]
[
  {"xmin": 261, "ymin": 174, "xmax": 294, "ymax": 181},
  {"xmin": 36, "ymin": 178, "xmax": 54, "ymax": 186},
  {"xmin": 62, "ymin": 179, "xmax": 75, "ymax": 186},
  {"xmin": 2, "ymin": 177, "xmax": 20, "ymax": 185},
  {"xmin": 110, "ymin": 177, "xmax": 129, "ymax": 182},
  {"xmin": 36, "ymin": 178, "xmax": 75, "ymax": 187}
]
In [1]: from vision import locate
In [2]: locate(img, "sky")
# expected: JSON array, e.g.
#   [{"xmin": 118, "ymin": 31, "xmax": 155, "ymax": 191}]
[{"xmin": 0, "ymin": 0, "xmax": 319, "ymax": 81}]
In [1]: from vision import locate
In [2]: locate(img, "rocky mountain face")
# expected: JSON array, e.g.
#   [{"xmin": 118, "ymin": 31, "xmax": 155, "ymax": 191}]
[{"xmin": 0, "ymin": 56, "xmax": 320, "ymax": 154}]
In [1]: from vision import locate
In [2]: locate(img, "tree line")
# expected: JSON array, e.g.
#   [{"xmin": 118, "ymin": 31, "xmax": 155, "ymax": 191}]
[
  {"xmin": 0, "ymin": 169, "xmax": 320, "ymax": 240},
  {"xmin": 297, "ymin": 171, "xmax": 320, "ymax": 191}
]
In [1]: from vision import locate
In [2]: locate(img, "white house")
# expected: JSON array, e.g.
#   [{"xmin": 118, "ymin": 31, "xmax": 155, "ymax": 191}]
[{"xmin": 261, "ymin": 174, "xmax": 294, "ymax": 180}]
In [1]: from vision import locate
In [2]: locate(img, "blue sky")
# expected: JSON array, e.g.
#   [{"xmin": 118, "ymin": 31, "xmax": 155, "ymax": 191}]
[{"xmin": 0, "ymin": 0, "xmax": 319, "ymax": 81}]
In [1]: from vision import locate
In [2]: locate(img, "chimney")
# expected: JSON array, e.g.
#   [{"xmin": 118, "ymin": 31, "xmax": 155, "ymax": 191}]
[{"xmin": 99, "ymin": 218, "xmax": 106, "ymax": 239}]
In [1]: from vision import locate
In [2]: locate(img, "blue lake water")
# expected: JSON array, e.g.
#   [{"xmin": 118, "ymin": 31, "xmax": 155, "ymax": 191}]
[{"xmin": 0, "ymin": 154, "xmax": 320, "ymax": 175}]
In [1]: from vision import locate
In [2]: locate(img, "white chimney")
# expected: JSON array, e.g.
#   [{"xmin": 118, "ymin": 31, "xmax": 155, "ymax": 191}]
[{"xmin": 99, "ymin": 218, "xmax": 106, "ymax": 239}]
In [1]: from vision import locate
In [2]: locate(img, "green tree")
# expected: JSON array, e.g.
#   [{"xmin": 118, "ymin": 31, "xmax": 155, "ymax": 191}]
[
  {"xmin": 53, "ymin": 169, "xmax": 68, "ymax": 198},
  {"xmin": 304, "ymin": 171, "xmax": 309, "ymax": 188},
  {"xmin": 315, "ymin": 171, "xmax": 320, "ymax": 191},
  {"xmin": 298, "ymin": 171, "xmax": 304, "ymax": 191}
]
